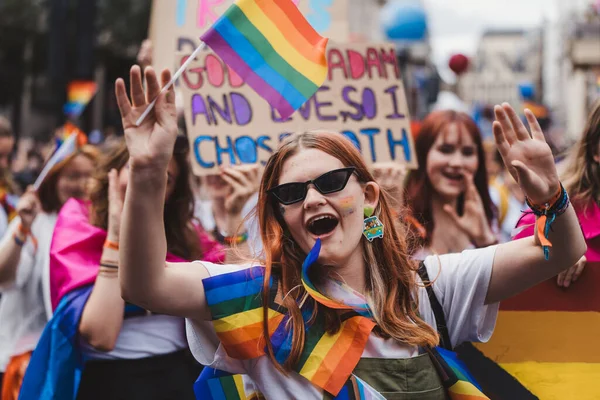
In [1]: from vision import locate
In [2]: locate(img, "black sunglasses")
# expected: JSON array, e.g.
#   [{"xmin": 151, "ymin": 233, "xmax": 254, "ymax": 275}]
[{"xmin": 268, "ymin": 167, "xmax": 357, "ymax": 205}]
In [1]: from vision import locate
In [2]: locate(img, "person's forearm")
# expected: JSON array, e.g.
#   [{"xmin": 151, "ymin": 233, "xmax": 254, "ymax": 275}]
[
  {"xmin": 79, "ymin": 275, "xmax": 125, "ymax": 351},
  {"xmin": 487, "ymin": 205, "xmax": 586, "ymax": 303},
  {"xmin": 0, "ymin": 229, "xmax": 26, "ymax": 285},
  {"xmin": 119, "ymin": 164, "xmax": 168, "ymax": 307},
  {"xmin": 79, "ymin": 248, "xmax": 124, "ymax": 351}
]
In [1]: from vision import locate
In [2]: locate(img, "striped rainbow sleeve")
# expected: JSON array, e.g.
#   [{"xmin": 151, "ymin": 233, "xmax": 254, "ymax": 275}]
[{"xmin": 203, "ymin": 266, "xmax": 285, "ymax": 359}]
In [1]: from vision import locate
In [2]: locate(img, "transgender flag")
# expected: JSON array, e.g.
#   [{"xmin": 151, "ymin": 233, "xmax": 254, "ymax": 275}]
[{"xmin": 200, "ymin": 0, "xmax": 328, "ymax": 119}]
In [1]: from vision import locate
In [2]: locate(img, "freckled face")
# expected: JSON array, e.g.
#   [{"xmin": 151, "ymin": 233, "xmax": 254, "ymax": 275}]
[{"xmin": 276, "ymin": 149, "xmax": 378, "ymax": 266}]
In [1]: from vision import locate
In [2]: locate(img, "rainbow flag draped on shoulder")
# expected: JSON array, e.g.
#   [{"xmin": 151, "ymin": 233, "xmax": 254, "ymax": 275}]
[{"xmin": 200, "ymin": 0, "xmax": 328, "ymax": 119}]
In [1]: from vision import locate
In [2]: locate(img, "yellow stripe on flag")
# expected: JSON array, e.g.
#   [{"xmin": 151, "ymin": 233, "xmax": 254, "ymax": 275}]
[
  {"xmin": 213, "ymin": 308, "xmax": 281, "ymax": 333},
  {"xmin": 299, "ymin": 323, "xmax": 346, "ymax": 380},
  {"xmin": 501, "ymin": 362, "xmax": 600, "ymax": 400},
  {"xmin": 236, "ymin": 0, "xmax": 327, "ymax": 85}
]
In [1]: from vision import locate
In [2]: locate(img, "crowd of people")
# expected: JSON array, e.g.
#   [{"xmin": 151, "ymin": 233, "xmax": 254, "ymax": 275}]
[{"xmin": 0, "ymin": 59, "xmax": 597, "ymax": 399}]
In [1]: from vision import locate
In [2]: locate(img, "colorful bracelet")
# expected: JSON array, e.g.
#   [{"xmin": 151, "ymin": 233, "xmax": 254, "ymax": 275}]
[
  {"xmin": 213, "ymin": 228, "xmax": 248, "ymax": 245},
  {"xmin": 104, "ymin": 239, "xmax": 120, "ymax": 251},
  {"xmin": 525, "ymin": 183, "xmax": 570, "ymax": 260},
  {"xmin": 13, "ymin": 232, "xmax": 25, "ymax": 247},
  {"xmin": 17, "ymin": 223, "xmax": 30, "ymax": 236}
]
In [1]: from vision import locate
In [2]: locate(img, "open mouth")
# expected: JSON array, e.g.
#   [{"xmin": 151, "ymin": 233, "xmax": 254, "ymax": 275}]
[
  {"xmin": 441, "ymin": 171, "xmax": 464, "ymax": 182},
  {"xmin": 306, "ymin": 215, "xmax": 339, "ymax": 236}
]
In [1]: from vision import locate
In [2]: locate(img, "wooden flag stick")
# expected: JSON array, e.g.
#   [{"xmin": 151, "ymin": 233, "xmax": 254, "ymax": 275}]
[{"xmin": 135, "ymin": 41, "xmax": 206, "ymax": 126}]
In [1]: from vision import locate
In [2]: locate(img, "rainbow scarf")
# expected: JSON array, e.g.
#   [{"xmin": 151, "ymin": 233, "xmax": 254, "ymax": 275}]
[
  {"xmin": 202, "ymin": 241, "xmax": 376, "ymax": 397},
  {"xmin": 200, "ymin": 0, "xmax": 328, "ymax": 119}
]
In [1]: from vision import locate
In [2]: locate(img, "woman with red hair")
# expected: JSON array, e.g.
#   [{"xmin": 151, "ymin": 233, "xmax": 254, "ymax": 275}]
[
  {"xmin": 404, "ymin": 110, "xmax": 498, "ymax": 256},
  {"xmin": 114, "ymin": 66, "xmax": 585, "ymax": 399}
]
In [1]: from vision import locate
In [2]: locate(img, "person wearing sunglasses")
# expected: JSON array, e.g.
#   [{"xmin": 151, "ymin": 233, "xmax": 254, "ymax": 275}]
[{"xmin": 114, "ymin": 66, "xmax": 585, "ymax": 399}]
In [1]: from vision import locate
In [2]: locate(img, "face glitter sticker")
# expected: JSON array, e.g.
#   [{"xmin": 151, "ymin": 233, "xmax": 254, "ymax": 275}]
[{"xmin": 340, "ymin": 197, "xmax": 355, "ymax": 217}]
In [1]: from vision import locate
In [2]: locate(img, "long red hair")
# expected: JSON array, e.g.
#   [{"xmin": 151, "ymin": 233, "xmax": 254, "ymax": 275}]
[
  {"xmin": 404, "ymin": 110, "xmax": 495, "ymax": 247},
  {"xmin": 258, "ymin": 131, "xmax": 438, "ymax": 372}
]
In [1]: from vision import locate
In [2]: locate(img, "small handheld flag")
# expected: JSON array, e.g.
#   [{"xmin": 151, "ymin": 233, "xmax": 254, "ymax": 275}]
[
  {"xmin": 200, "ymin": 0, "xmax": 329, "ymax": 119},
  {"xmin": 63, "ymin": 81, "xmax": 98, "ymax": 118},
  {"xmin": 33, "ymin": 123, "xmax": 85, "ymax": 190}
]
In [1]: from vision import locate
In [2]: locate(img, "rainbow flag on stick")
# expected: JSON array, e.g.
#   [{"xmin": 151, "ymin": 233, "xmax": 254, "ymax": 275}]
[
  {"xmin": 200, "ymin": 0, "xmax": 329, "ymax": 119},
  {"xmin": 63, "ymin": 81, "xmax": 97, "ymax": 118},
  {"xmin": 33, "ymin": 123, "xmax": 86, "ymax": 190}
]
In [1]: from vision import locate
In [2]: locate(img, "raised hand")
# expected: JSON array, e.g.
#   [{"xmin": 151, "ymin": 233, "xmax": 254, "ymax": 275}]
[
  {"xmin": 16, "ymin": 187, "xmax": 40, "ymax": 229},
  {"xmin": 115, "ymin": 66, "xmax": 178, "ymax": 173},
  {"xmin": 372, "ymin": 162, "xmax": 406, "ymax": 209},
  {"xmin": 107, "ymin": 169, "xmax": 123, "ymax": 242},
  {"xmin": 493, "ymin": 103, "xmax": 559, "ymax": 205},
  {"xmin": 221, "ymin": 165, "xmax": 260, "ymax": 216},
  {"xmin": 443, "ymin": 176, "xmax": 497, "ymax": 247}
]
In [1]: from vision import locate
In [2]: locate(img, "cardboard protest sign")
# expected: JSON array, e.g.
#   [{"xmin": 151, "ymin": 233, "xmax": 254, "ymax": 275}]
[
  {"xmin": 179, "ymin": 42, "xmax": 418, "ymax": 176},
  {"xmin": 149, "ymin": 0, "xmax": 349, "ymax": 74}
]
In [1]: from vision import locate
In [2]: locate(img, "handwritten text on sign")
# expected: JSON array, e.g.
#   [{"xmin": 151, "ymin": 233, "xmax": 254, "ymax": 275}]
[{"xmin": 180, "ymin": 42, "xmax": 418, "ymax": 175}]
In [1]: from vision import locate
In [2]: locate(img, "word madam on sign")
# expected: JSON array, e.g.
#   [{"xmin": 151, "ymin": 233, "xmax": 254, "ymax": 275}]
[{"xmin": 180, "ymin": 42, "xmax": 418, "ymax": 175}]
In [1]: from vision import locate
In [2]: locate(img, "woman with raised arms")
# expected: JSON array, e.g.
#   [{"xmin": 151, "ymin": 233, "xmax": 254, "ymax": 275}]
[{"xmin": 115, "ymin": 66, "xmax": 585, "ymax": 399}]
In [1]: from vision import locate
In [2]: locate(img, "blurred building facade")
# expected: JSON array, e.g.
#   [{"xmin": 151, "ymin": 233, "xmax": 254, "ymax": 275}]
[
  {"xmin": 458, "ymin": 29, "xmax": 544, "ymax": 107},
  {"xmin": 556, "ymin": 0, "xmax": 600, "ymax": 139}
]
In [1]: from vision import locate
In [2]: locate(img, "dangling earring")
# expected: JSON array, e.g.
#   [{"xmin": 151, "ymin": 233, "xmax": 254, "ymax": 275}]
[{"xmin": 363, "ymin": 206, "xmax": 384, "ymax": 241}]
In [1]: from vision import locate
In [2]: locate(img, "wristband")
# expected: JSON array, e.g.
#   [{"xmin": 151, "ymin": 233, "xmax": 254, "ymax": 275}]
[
  {"xmin": 213, "ymin": 228, "xmax": 248, "ymax": 245},
  {"xmin": 104, "ymin": 239, "xmax": 120, "ymax": 251},
  {"xmin": 17, "ymin": 223, "xmax": 30, "ymax": 235},
  {"xmin": 13, "ymin": 232, "xmax": 25, "ymax": 247},
  {"xmin": 526, "ymin": 183, "xmax": 569, "ymax": 260},
  {"xmin": 100, "ymin": 262, "xmax": 119, "ymax": 269}
]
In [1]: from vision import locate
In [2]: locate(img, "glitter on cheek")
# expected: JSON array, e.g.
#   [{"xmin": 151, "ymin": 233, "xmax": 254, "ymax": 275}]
[
  {"xmin": 279, "ymin": 204, "xmax": 286, "ymax": 216},
  {"xmin": 339, "ymin": 196, "xmax": 355, "ymax": 217}
]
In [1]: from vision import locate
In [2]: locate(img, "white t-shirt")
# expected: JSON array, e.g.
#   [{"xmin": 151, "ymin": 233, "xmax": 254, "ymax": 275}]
[
  {"xmin": 194, "ymin": 195, "xmax": 262, "ymax": 258},
  {"xmin": 489, "ymin": 186, "xmax": 526, "ymax": 243},
  {"xmin": 0, "ymin": 206, "xmax": 8, "ymax": 239},
  {"xmin": 0, "ymin": 213, "xmax": 57, "ymax": 371},
  {"xmin": 80, "ymin": 314, "xmax": 188, "ymax": 360},
  {"xmin": 186, "ymin": 245, "xmax": 499, "ymax": 399}
]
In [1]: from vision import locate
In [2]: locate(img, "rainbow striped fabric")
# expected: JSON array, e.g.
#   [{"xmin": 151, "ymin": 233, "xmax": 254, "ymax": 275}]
[
  {"xmin": 194, "ymin": 368, "xmax": 252, "ymax": 400},
  {"xmin": 429, "ymin": 347, "xmax": 489, "ymax": 400},
  {"xmin": 203, "ymin": 262, "xmax": 375, "ymax": 396},
  {"xmin": 200, "ymin": 0, "xmax": 328, "ymax": 119},
  {"xmin": 63, "ymin": 81, "xmax": 97, "ymax": 118}
]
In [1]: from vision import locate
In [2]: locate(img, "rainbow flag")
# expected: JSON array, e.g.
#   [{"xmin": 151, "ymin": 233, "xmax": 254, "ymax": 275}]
[
  {"xmin": 200, "ymin": 0, "xmax": 328, "ymax": 119},
  {"xmin": 33, "ymin": 123, "xmax": 88, "ymax": 191},
  {"xmin": 63, "ymin": 81, "xmax": 97, "ymax": 118}
]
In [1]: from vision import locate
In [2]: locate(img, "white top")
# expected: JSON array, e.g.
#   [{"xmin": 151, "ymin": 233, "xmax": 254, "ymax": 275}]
[
  {"xmin": 80, "ymin": 314, "xmax": 189, "ymax": 360},
  {"xmin": 186, "ymin": 245, "xmax": 499, "ymax": 398},
  {"xmin": 194, "ymin": 194, "xmax": 262, "ymax": 258},
  {"xmin": 489, "ymin": 186, "xmax": 526, "ymax": 243},
  {"xmin": 0, "ymin": 213, "xmax": 57, "ymax": 371},
  {"xmin": 0, "ymin": 206, "xmax": 8, "ymax": 239}
]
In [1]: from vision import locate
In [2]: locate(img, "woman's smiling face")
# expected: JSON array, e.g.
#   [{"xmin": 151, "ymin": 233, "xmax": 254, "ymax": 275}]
[
  {"xmin": 426, "ymin": 122, "xmax": 479, "ymax": 200},
  {"xmin": 276, "ymin": 148, "xmax": 379, "ymax": 266}
]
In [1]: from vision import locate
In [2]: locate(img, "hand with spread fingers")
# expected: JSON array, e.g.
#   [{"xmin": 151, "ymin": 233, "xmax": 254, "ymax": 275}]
[
  {"xmin": 492, "ymin": 103, "xmax": 559, "ymax": 205},
  {"xmin": 115, "ymin": 66, "xmax": 178, "ymax": 173},
  {"xmin": 443, "ymin": 175, "xmax": 497, "ymax": 248},
  {"xmin": 557, "ymin": 255, "xmax": 586, "ymax": 288},
  {"xmin": 220, "ymin": 165, "xmax": 261, "ymax": 216}
]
